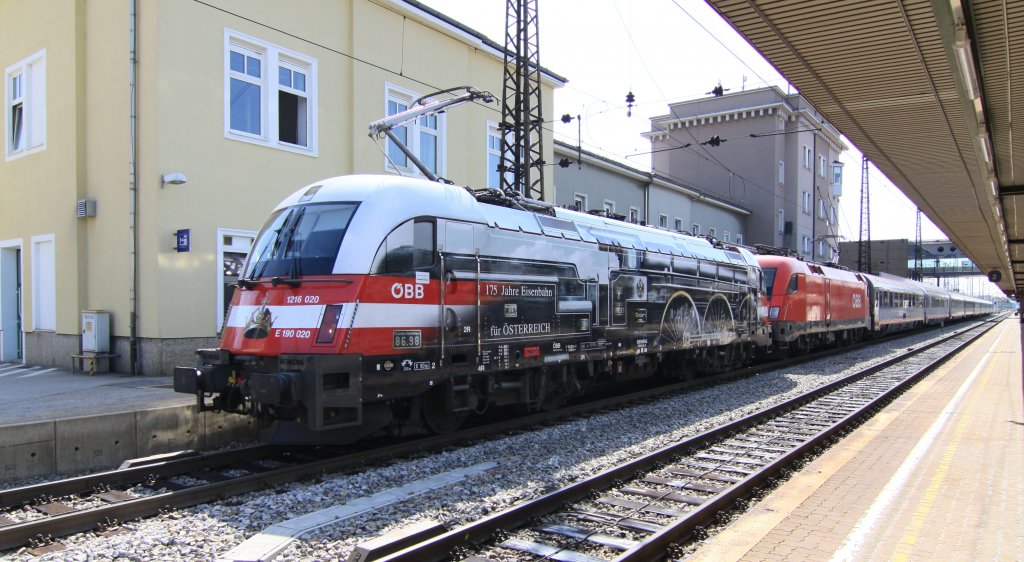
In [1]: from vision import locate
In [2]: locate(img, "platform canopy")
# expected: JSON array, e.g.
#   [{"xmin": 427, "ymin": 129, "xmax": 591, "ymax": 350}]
[{"xmin": 706, "ymin": 0, "xmax": 1023, "ymax": 298}]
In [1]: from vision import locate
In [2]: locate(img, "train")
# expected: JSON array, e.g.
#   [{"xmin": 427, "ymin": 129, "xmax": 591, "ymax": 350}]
[{"xmin": 173, "ymin": 175, "xmax": 994, "ymax": 443}]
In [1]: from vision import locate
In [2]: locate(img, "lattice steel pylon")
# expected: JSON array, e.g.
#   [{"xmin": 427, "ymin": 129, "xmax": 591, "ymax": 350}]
[
  {"xmin": 914, "ymin": 209, "xmax": 923, "ymax": 280},
  {"xmin": 857, "ymin": 156, "xmax": 871, "ymax": 273},
  {"xmin": 499, "ymin": 0, "xmax": 545, "ymax": 200}
]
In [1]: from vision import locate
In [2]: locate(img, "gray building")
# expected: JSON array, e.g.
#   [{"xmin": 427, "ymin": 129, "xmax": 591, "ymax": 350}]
[
  {"xmin": 645, "ymin": 87, "xmax": 847, "ymax": 261},
  {"xmin": 552, "ymin": 141, "xmax": 749, "ymax": 244}
]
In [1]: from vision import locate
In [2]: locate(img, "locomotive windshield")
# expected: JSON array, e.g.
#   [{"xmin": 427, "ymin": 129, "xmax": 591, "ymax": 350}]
[
  {"xmin": 243, "ymin": 202, "xmax": 358, "ymax": 279},
  {"xmin": 762, "ymin": 267, "xmax": 777, "ymax": 297}
]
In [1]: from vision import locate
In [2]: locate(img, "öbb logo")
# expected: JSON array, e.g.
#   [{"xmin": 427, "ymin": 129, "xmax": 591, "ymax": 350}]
[{"xmin": 391, "ymin": 283, "xmax": 425, "ymax": 300}]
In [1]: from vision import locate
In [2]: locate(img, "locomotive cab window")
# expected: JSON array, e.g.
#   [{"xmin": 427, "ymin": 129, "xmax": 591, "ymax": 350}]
[
  {"xmin": 243, "ymin": 202, "xmax": 357, "ymax": 279},
  {"xmin": 762, "ymin": 268, "xmax": 777, "ymax": 296},
  {"xmin": 372, "ymin": 219, "xmax": 436, "ymax": 274}
]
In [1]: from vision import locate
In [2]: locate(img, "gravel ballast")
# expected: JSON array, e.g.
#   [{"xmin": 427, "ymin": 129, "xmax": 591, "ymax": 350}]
[{"xmin": 0, "ymin": 323, "xmax": 979, "ymax": 561}]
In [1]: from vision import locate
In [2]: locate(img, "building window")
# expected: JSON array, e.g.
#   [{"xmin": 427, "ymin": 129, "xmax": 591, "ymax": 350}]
[
  {"xmin": 383, "ymin": 84, "xmax": 445, "ymax": 177},
  {"xmin": 692, "ymin": 223, "xmax": 700, "ymax": 235},
  {"xmin": 819, "ymin": 198, "xmax": 827, "ymax": 220},
  {"xmin": 802, "ymin": 145, "xmax": 811, "ymax": 169},
  {"xmin": 778, "ymin": 209, "xmax": 785, "ymax": 233},
  {"xmin": 659, "ymin": 214, "xmax": 668, "ymax": 228},
  {"xmin": 818, "ymin": 240, "xmax": 826, "ymax": 257},
  {"xmin": 487, "ymin": 122, "xmax": 502, "ymax": 188},
  {"xmin": 708, "ymin": 227, "xmax": 716, "ymax": 238},
  {"xmin": 818, "ymin": 155, "xmax": 827, "ymax": 177},
  {"xmin": 225, "ymin": 30, "xmax": 317, "ymax": 154},
  {"xmin": 573, "ymin": 193, "xmax": 588, "ymax": 212},
  {"xmin": 778, "ymin": 160, "xmax": 785, "ymax": 185},
  {"xmin": 723, "ymin": 231, "xmax": 731, "ymax": 243},
  {"xmin": 31, "ymin": 234, "xmax": 55, "ymax": 331},
  {"xmin": 603, "ymin": 200, "xmax": 615, "ymax": 215},
  {"xmin": 674, "ymin": 218, "xmax": 683, "ymax": 231},
  {"xmin": 802, "ymin": 191, "xmax": 811, "ymax": 214},
  {"xmin": 628, "ymin": 207, "xmax": 639, "ymax": 224},
  {"xmin": 801, "ymin": 235, "xmax": 810, "ymax": 255},
  {"xmin": 736, "ymin": 234, "xmax": 743, "ymax": 245},
  {"xmin": 6, "ymin": 49, "xmax": 45, "ymax": 159}
]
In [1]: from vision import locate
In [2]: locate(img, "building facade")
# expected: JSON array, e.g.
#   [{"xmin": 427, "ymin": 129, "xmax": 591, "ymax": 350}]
[
  {"xmin": 552, "ymin": 141, "xmax": 750, "ymax": 242},
  {"xmin": 0, "ymin": 0, "xmax": 564, "ymax": 374},
  {"xmin": 644, "ymin": 87, "xmax": 846, "ymax": 260}
]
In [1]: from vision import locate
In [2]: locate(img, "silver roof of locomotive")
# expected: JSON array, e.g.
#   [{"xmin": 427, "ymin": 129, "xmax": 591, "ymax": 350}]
[{"xmin": 274, "ymin": 175, "xmax": 759, "ymax": 274}]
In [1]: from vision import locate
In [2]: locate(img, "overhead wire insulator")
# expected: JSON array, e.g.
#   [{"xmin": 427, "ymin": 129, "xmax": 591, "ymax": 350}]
[
  {"xmin": 625, "ymin": 91, "xmax": 635, "ymax": 117},
  {"xmin": 707, "ymin": 83, "xmax": 730, "ymax": 97},
  {"xmin": 702, "ymin": 135, "xmax": 725, "ymax": 147}
]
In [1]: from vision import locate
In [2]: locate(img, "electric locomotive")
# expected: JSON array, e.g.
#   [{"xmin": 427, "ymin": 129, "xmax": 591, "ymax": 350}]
[{"xmin": 174, "ymin": 175, "xmax": 771, "ymax": 443}]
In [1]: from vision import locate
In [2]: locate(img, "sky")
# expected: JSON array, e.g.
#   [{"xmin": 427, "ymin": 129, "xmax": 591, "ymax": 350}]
[{"xmin": 418, "ymin": 0, "xmax": 951, "ymax": 245}]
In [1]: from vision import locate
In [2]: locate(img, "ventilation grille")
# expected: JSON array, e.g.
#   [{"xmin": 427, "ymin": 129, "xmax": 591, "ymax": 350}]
[{"xmin": 76, "ymin": 199, "xmax": 96, "ymax": 218}]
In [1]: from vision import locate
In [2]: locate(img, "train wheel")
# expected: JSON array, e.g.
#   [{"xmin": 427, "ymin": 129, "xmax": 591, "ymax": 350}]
[
  {"xmin": 659, "ymin": 292, "xmax": 700, "ymax": 347},
  {"xmin": 421, "ymin": 387, "xmax": 468, "ymax": 434},
  {"xmin": 703, "ymin": 294, "xmax": 735, "ymax": 337}
]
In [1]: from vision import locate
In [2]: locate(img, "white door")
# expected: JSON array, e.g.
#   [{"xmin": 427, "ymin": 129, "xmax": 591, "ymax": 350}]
[
  {"xmin": 0, "ymin": 243, "xmax": 23, "ymax": 361},
  {"xmin": 31, "ymin": 236, "xmax": 56, "ymax": 331}
]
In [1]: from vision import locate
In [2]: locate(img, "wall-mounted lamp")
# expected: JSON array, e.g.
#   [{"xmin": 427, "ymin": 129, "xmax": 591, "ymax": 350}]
[{"xmin": 161, "ymin": 172, "xmax": 188, "ymax": 187}]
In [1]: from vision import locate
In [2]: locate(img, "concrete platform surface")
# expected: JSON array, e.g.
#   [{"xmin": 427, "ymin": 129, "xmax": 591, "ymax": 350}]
[
  {"xmin": 0, "ymin": 362, "xmax": 193, "ymax": 425},
  {"xmin": 688, "ymin": 318, "xmax": 1024, "ymax": 562},
  {"xmin": 0, "ymin": 362, "xmax": 254, "ymax": 481}
]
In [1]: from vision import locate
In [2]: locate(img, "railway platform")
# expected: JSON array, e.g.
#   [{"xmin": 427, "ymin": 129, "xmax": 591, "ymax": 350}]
[
  {"xmin": 0, "ymin": 363, "xmax": 253, "ymax": 482},
  {"xmin": 688, "ymin": 317, "xmax": 1024, "ymax": 561}
]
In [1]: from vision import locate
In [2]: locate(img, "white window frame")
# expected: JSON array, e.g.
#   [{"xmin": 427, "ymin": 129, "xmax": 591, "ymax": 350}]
[
  {"xmin": 30, "ymin": 234, "xmax": 55, "ymax": 332},
  {"xmin": 573, "ymin": 192, "xmax": 588, "ymax": 213},
  {"xmin": 802, "ymin": 191, "xmax": 811, "ymax": 214},
  {"xmin": 224, "ymin": 29, "xmax": 318, "ymax": 156},
  {"xmin": 778, "ymin": 160, "xmax": 785, "ymax": 185},
  {"xmin": 736, "ymin": 234, "xmax": 743, "ymax": 245},
  {"xmin": 691, "ymin": 223, "xmax": 700, "ymax": 235},
  {"xmin": 486, "ymin": 121, "xmax": 502, "ymax": 189},
  {"xmin": 674, "ymin": 218, "xmax": 683, "ymax": 232},
  {"xmin": 801, "ymin": 235, "xmax": 810, "ymax": 255},
  {"xmin": 216, "ymin": 228, "xmax": 257, "ymax": 332},
  {"xmin": 818, "ymin": 155, "xmax": 827, "ymax": 177},
  {"xmin": 708, "ymin": 227, "xmax": 716, "ymax": 238},
  {"xmin": 659, "ymin": 214, "xmax": 668, "ymax": 228},
  {"xmin": 802, "ymin": 145, "xmax": 811, "ymax": 169},
  {"xmin": 603, "ymin": 199, "xmax": 615, "ymax": 215},
  {"xmin": 384, "ymin": 83, "xmax": 446, "ymax": 178},
  {"xmin": 723, "ymin": 231, "xmax": 731, "ymax": 243},
  {"xmin": 819, "ymin": 198, "xmax": 827, "ymax": 220},
  {"xmin": 628, "ymin": 207, "xmax": 639, "ymax": 224},
  {"xmin": 5, "ymin": 49, "xmax": 45, "ymax": 160},
  {"xmin": 778, "ymin": 209, "xmax": 785, "ymax": 233},
  {"xmin": 818, "ymin": 240, "xmax": 826, "ymax": 256}
]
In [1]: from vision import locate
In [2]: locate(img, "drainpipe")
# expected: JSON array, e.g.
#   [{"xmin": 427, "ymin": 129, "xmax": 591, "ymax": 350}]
[
  {"xmin": 644, "ymin": 177, "xmax": 650, "ymax": 227},
  {"xmin": 129, "ymin": 0, "xmax": 139, "ymax": 374}
]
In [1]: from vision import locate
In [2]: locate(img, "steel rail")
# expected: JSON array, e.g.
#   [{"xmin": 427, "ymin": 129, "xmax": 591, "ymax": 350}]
[
  {"xmin": 375, "ymin": 318, "xmax": 999, "ymax": 561},
  {"xmin": 0, "ymin": 318, "xmax": 995, "ymax": 553}
]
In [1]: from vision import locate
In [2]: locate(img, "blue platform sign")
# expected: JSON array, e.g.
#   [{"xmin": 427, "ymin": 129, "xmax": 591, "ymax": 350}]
[{"xmin": 176, "ymin": 229, "xmax": 191, "ymax": 252}]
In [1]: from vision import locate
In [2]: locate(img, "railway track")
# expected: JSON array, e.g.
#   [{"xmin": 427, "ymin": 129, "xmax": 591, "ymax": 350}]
[
  {"xmin": 374, "ymin": 318, "xmax": 998, "ymax": 562},
  {"xmin": 0, "ymin": 319, "xmax": 994, "ymax": 556}
]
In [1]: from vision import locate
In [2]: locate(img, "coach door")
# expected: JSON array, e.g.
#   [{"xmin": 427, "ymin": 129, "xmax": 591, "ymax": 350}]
[{"xmin": 440, "ymin": 221, "xmax": 479, "ymax": 365}]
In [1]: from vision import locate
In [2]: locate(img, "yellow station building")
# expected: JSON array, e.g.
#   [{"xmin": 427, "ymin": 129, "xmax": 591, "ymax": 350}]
[{"xmin": 0, "ymin": 0, "xmax": 563, "ymax": 375}]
